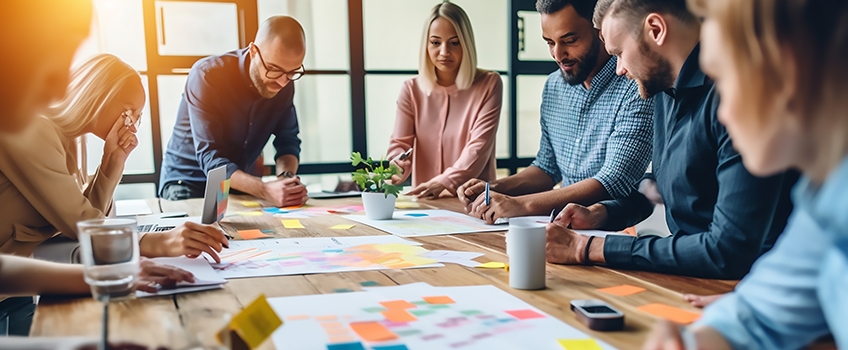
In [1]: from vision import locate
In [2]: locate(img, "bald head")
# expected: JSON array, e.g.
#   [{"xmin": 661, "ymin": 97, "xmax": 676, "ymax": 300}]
[
  {"xmin": 255, "ymin": 16, "xmax": 306, "ymax": 56},
  {"xmin": 0, "ymin": 0, "xmax": 92, "ymax": 133}
]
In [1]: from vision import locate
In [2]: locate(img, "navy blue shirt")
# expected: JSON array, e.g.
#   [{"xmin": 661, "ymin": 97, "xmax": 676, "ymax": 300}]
[
  {"xmin": 599, "ymin": 45, "xmax": 797, "ymax": 279},
  {"xmin": 159, "ymin": 48, "xmax": 301, "ymax": 195}
]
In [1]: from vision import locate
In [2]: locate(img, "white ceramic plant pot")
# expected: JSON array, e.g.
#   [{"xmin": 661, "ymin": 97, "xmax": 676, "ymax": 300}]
[{"xmin": 361, "ymin": 192, "xmax": 396, "ymax": 220}]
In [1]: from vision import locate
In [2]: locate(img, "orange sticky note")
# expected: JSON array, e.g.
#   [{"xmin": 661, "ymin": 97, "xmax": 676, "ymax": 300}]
[
  {"xmin": 379, "ymin": 300, "xmax": 416, "ymax": 310},
  {"xmin": 382, "ymin": 309, "xmax": 417, "ymax": 323},
  {"xmin": 320, "ymin": 322, "xmax": 344, "ymax": 329},
  {"xmin": 328, "ymin": 335, "xmax": 356, "ymax": 343},
  {"xmin": 238, "ymin": 229, "xmax": 270, "ymax": 240},
  {"xmin": 287, "ymin": 314, "xmax": 309, "ymax": 321},
  {"xmin": 557, "ymin": 338, "xmax": 604, "ymax": 350},
  {"xmin": 282, "ymin": 219, "xmax": 305, "ymax": 229},
  {"xmin": 597, "ymin": 284, "xmax": 646, "ymax": 296},
  {"xmin": 423, "ymin": 296, "xmax": 455, "ymax": 305},
  {"xmin": 324, "ymin": 328, "xmax": 350, "ymax": 335},
  {"xmin": 349, "ymin": 321, "xmax": 398, "ymax": 342},
  {"xmin": 637, "ymin": 303, "xmax": 701, "ymax": 324},
  {"xmin": 314, "ymin": 315, "xmax": 338, "ymax": 321}
]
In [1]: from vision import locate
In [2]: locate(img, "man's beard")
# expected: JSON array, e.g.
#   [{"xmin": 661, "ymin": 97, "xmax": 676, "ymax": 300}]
[
  {"xmin": 634, "ymin": 39, "xmax": 674, "ymax": 99},
  {"xmin": 249, "ymin": 61, "xmax": 281, "ymax": 99},
  {"xmin": 560, "ymin": 35, "xmax": 602, "ymax": 86}
]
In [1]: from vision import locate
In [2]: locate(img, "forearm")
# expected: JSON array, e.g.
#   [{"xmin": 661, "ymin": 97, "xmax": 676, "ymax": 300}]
[
  {"xmin": 692, "ymin": 326, "xmax": 733, "ymax": 350},
  {"xmin": 491, "ymin": 166, "xmax": 554, "ymax": 196},
  {"xmin": 0, "ymin": 255, "xmax": 89, "ymax": 296},
  {"xmin": 275, "ymin": 154, "xmax": 299, "ymax": 175},
  {"xmin": 138, "ymin": 232, "xmax": 174, "ymax": 258},
  {"xmin": 229, "ymin": 170, "xmax": 268, "ymax": 199},
  {"xmin": 598, "ymin": 190, "xmax": 654, "ymax": 231},
  {"xmin": 520, "ymin": 178, "xmax": 610, "ymax": 215}
]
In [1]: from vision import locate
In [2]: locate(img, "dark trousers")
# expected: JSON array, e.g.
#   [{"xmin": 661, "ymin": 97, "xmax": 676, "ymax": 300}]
[
  {"xmin": 161, "ymin": 180, "xmax": 205, "ymax": 200},
  {"xmin": 0, "ymin": 297, "xmax": 35, "ymax": 336}
]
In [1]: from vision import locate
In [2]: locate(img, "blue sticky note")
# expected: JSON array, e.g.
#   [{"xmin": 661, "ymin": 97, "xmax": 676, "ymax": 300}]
[
  {"xmin": 333, "ymin": 288, "xmax": 354, "ymax": 293},
  {"xmin": 327, "ymin": 342, "xmax": 365, "ymax": 350},
  {"xmin": 404, "ymin": 213, "xmax": 429, "ymax": 217},
  {"xmin": 372, "ymin": 345, "xmax": 409, "ymax": 350},
  {"xmin": 359, "ymin": 281, "xmax": 380, "ymax": 287}
]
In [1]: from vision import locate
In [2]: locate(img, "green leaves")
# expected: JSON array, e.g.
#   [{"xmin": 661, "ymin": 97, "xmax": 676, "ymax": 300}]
[{"xmin": 350, "ymin": 152, "xmax": 402, "ymax": 197}]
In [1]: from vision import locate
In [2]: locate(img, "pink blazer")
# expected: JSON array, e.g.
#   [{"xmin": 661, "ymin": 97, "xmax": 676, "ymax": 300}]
[{"xmin": 387, "ymin": 71, "xmax": 503, "ymax": 194}]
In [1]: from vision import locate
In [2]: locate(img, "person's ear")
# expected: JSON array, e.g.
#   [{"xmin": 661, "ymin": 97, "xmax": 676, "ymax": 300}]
[{"xmin": 644, "ymin": 13, "xmax": 668, "ymax": 47}]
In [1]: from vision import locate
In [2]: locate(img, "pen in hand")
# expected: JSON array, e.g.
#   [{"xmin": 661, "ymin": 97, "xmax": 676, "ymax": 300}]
[{"xmin": 484, "ymin": 182, "xmax": 490, "ymax": 206}]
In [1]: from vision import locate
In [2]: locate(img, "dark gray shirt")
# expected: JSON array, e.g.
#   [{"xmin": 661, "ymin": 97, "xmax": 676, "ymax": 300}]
[{"xmin": 600, "ymin": 45, "xmax": 798, "ymax": 279}]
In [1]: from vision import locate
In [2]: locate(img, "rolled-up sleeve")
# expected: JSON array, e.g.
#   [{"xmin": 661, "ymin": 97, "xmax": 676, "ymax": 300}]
[
  {"xmin": 186, "ymin": 65, "xmax": 240, "ymax": 178},
  {"xmin": 591, "ymin": 83, "xmax": 653, "ymax": 199},
  {"xmin": 696, "ymin": 209, "xmax": 830, "ymax": 349}
]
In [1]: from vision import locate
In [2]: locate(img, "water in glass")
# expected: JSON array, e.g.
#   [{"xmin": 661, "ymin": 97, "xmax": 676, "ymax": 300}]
[{"xmin": 78, "ymin": 218, "xmax": 140, "ymax": 302}]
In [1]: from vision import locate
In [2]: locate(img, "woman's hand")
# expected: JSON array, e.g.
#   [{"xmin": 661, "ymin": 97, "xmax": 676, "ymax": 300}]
[
  {"xmin": 389, "ymin": 157, "xmax": 412, "ymax": 184},
  {"xmin": 101, "ymin": 111, "xmax": 138, "ymax": 175},
  {"xmin": 162, "ymin": 222, "xmax": 229, "ymax": 263},
  {"xmin": 406, "ymin": 180, "xmax": 448, "ymax": 199},
  {"xmin": 134, "ymin": 257, "xmax": 195, "ymax": 293}
]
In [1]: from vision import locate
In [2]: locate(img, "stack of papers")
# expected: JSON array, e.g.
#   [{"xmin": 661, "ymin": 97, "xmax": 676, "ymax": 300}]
[{"xmin": 136, "ymin": 256, "xmax": 227, "ymax": 298}]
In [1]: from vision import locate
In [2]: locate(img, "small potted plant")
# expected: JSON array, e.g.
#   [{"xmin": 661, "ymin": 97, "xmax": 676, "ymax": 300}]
[{"xmin": 351, "ymin": 152, "xmax": 403, "ymax": 220}]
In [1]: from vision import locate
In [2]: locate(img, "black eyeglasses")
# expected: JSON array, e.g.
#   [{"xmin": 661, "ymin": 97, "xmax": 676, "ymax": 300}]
[{"xmin": 252, "ymin": 43, "xmax": 304, "ymax": 81}]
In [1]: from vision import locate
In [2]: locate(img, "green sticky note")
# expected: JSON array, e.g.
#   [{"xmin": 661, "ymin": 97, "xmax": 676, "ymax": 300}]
[
  {"xmin": 411, "ymin": 301, "xmax": 430, "ymax": 306},
  {"xmin": 362, "ymin": 307, "xmax": 387, "ymax": 313},
  {"xmin": 394, "ymin": 329, "xmax": 422, "ymax": 336},
  {"xmin": 360, "ymin": 281, "xmax": 380, "ymax": 287},
  {"xmin": 409, "ymin": 309, "xmax": 436, "ymax": 317},
  {"xmin": 557, "ymin": 339, "xmax": 603, "ymax": 350},
  {"xmin": 333, "ymin": 288, "xmax": 354, "ymax": 293},
  {"xmin": 427, "ymin": 304, "xmax": 450, "ymax": 309},
  {"xmin": 460, "ymin": 310, "xmax": 482, "ymax": 316}
]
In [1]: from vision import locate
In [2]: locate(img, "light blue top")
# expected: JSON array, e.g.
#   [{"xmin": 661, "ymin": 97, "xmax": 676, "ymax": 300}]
[{"xmin": 696, "ymin": 155, "xmax": 848, "ymax": 348}]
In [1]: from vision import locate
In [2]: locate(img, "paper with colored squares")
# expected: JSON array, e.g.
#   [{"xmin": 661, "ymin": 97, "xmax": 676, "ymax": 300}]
[{"xmin": 267, "ymin": 284, "xmax": 614, "ymax": 350}]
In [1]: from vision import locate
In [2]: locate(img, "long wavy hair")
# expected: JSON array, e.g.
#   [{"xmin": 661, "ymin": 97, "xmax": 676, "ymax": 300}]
[
  {"xmin": 418, "ymin": 1, "xmax": 479, "ymax": 95},
  {"xmin": 43, "ymin": 53, "xmax": 140, "ymax": 188}
]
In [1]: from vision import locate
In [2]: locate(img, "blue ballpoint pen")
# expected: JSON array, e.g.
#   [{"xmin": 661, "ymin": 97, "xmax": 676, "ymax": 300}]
[{"xmin": 485, "ymin": 182, "xmax": 490, "ymax": 206}]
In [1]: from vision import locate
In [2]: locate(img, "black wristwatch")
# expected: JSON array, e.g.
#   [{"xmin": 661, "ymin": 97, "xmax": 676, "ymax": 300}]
[{"xmin": 277, "ymin": 171, "xmax": 295, "ymax": 178}]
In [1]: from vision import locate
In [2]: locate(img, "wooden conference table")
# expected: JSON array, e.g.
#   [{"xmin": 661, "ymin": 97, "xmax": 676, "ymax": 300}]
[{"xmin": 30, "ymin": 195, "xmax": 738, "ymax": 349}]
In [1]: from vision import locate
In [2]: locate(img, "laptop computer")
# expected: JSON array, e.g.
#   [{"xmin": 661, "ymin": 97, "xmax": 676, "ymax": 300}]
[{"xmin": 137, "ymin": 165, "xmax": 229, "ymax": 232}]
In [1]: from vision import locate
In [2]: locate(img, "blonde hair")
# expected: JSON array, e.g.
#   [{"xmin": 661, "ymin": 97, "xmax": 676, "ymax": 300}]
[
  {"xmin": 43, "ymin": 54, "xmax": 140, "ymax": 188},
  {"xmin": 418, "ymin": 1, "xmax": 479, "ymax": 94},
  {"xmin": 688, "ymin": 0, "xmax": 848, "ymax": 167}
]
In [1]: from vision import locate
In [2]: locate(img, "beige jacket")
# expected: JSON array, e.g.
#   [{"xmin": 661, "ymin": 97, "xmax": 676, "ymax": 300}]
[{"xmin": 0, "ymin": 116, "xmax": 119, "ymax": 257}]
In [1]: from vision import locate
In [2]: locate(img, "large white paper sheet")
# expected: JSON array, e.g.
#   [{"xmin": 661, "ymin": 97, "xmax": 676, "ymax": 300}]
[
  {"xmin": 209, "ymin": 236, "xmax": 444, "ymax": 279},
  {"xmin": 268, "ymin": 284, "xmax": 615, "ymax": 350},
  {"xmin": 115, "ymin": 199, "xmax": 153, "ymax": 216},
  {"xmin": 342, "ymin": 210, "xmax": 505, "ymax": 237}
]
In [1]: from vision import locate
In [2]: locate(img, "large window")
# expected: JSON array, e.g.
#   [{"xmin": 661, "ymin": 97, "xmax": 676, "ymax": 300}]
[{"xmin": 75, "ymin": 0, "xmax": 552, "ymax": 198}]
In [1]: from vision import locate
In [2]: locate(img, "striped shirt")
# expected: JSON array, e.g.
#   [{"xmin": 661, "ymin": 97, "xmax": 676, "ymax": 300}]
[{"xmin": 530, "ymin": 56, "xmax": 653, "ymax": 198}]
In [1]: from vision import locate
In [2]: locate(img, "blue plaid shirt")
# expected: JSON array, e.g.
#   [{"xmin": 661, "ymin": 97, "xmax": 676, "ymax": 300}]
[{"xmin": 530, "ymin": 56, "xmax": 653, "ymax": 199}]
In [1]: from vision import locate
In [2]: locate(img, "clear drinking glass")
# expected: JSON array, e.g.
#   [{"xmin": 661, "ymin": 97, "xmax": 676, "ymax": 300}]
[{"xmin": 77, "ymin": 218, "xmax": 140, "ymax": 302}]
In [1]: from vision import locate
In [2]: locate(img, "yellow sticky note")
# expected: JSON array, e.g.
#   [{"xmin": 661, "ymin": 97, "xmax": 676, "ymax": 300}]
[
  {"xmin": 475, "ymin": 261, "xmax": 507, "ymax": 269},
  {"xmin": 331, "ymin": 224, "xmax": 355, "ymax": 230},
  {"xmin": 225, "ymin": 294, "xmax": 282, "ymax": 349},
  {"xmin": 239, "ymin": 201, "xmax": 262, "ymax": 208},
  {"xmin": 282, "ymin": 219, "xmax": 305, "ymax": 229},
  {"xmin": 395, "ymin": 202, "xmax": 421, "ymax": 209},
  {"xmin": 558, "ymin": 339, "xmax": 603, "ymax": 350},
  {"xmin": 235, "ymin": 211, "xmax": 263, "ymax": 217}
]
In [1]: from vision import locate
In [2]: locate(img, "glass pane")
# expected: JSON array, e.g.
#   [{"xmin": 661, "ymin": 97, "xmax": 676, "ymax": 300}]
[
  {"xmin": 364, "ymin": 74, "xmax": 415, "ymax": 158},
  {"xmin": 155, "ymin": 1, "xmax": 240, "ymax": 56},
  {"xmin": 516, "ymin": 75, "xmax": 547, "ymax": 158},
  {"xmin": 75, "ymin": 0, "xmax": 147, "ymax": 71},
  {"xmin": 114, "ymin": 183, "xmax": 158, "ymax": 200},
  {"xmin": 263, "ymin": 75, "xmax": 353, "ymax": 164},
  {"xmin": 157, "ymin": 75, "xmax": 189, "ymax": 152},
  {"xmin": 87, "ymin": 77, "xmax": 154, "ymax": 175},
  {"xmin": 363, "ymin": 0, "xmax": 507, "ymax": 71},
  {"xmin": 517, "ymin": 11, "xmax": 551, "ymax": 62},
  {"xmin": 257, "ymin": 0, "xmax": 350, "ymax": 70},
  {"xmin": 496, "ymin": 75, "xmax": 510, "ymax": 159}
]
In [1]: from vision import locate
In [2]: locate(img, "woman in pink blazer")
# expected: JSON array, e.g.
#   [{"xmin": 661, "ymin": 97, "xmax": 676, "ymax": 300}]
[{"xmin": 387, "ymin": 1, "xmax": 503, "ymax": 199}]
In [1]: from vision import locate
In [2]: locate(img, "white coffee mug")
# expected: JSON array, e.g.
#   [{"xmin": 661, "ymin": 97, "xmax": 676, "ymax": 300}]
[{"xmin": 506, "ymin": 217, "xmax": 547, "ymax": 290}]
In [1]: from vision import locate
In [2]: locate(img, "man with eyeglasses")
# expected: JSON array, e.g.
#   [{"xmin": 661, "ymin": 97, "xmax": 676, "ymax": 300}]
[{"xmin": 159, "ymin": 15, "xmax": 309, "ymax": 207}]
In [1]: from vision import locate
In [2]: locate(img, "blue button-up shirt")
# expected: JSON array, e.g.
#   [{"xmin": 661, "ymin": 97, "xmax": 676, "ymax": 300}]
[
  {"xmin": 531, "ymin": 56, "xmax": 653, "ymax": 199},
  {"xmin": 697, "ymin": 155, "xmax": 848, "ymax": 349},
  {"xmin": 159, "ymin": 48, "xmax": 301, "ymax": 194},
  {"xmin": 599, "ymin": 46, "xmax": 797, "ymax": 279}
]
